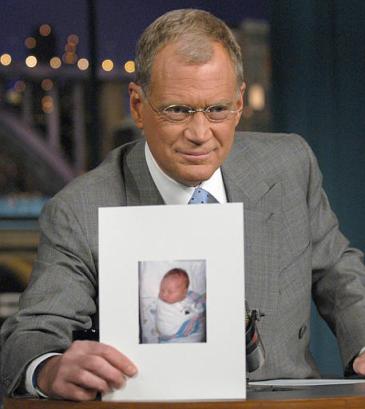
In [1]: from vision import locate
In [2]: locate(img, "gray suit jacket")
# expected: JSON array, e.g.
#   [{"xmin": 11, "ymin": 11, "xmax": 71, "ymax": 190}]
[{"xmin": 2, "ymin": 132, "xmax": 365, "ymax": 394}]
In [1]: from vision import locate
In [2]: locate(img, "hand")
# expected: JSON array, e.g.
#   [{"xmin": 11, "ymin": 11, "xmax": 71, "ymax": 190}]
[
  {"xmin": 353, "ymin": 351, "xmax": 365, "ymax": 376},
  {"xmin": 37, "ymin": 341, "xmax": 138, "ymax": 401}
]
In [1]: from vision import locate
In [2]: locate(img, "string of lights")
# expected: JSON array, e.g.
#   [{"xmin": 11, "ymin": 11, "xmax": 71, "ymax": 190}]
[{"xmin": 0, "ymin": 23, "xmax": 135, "ymax": 73}]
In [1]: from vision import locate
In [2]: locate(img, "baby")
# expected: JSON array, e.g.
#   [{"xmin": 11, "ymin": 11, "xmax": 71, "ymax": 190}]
[{"xmin": 156, "ymin": 268, "xmax": 205, "ymax": 342}]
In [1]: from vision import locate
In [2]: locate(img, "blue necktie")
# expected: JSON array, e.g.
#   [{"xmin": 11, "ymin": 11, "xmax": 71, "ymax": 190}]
[{"xmin": 188, "ymin": 187, "xmax": 218, "ymax": 204}]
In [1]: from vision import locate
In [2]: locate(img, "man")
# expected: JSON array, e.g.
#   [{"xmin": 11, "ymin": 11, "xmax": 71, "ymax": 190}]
[{"xmin": 1, "ymin": 9, "xmax": 365, "ymax": 401}]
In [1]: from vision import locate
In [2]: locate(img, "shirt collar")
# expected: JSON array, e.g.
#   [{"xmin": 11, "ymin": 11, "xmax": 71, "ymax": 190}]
[{"xmin": 144, "ymin": 142, "xmax": 227, "ymax": 205}]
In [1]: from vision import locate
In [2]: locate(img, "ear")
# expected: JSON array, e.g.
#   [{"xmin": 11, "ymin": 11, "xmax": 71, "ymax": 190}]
[
  {"xmin": 129, "ymin": 82, "xmax": 144, "ymax": 129},
  {"xmin": 234, "ymin": 82, "xmax": 246, "ymax": 126}
]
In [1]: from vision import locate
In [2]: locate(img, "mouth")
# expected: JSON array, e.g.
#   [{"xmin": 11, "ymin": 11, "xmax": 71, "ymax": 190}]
[{"xmin": 177, "ymin": 149, "xmax": 214, "ymax": 162}]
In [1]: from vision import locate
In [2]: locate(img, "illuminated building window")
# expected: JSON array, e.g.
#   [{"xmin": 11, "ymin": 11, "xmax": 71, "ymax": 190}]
[
  {"xmin": 63, "ymin": 52, "xmax": 77, "ymax": 65},
  {"xmin": 25, "ymin": 55, "xmax": 38, "ymax": 68},
  {"xmin": 124, "ymin": 60, "xmax": 135, "ymax": 73},
  {"xmin": 14, "ymin": 81, "xmax": 26, "ymax": 93},
  {"xmin": 25, "ymin": 37, "xmax": 36, "ymax": 49},
  {"xmin": 67, "ymin": 34, "xmax": 79, "ymax": 45},
  {"xmin": 102, "ymin": 59, "xmax": 114, "ymax": 72},
  {"xmin": 77, "ymin": 58, "xmax": 89, "ymax": 71},
  {"xmin": 41, "ymin": 79, "xmax": 53, "ymax": 91},
  {"xmin": 39, "ymin": 24, "xmax": 51, "ymax": 37},
  {"xmin": 41, "ymin": 96, "xmax": 54, "ymax": 113},
  {"xmin": 248, "ymin": 83, "xmax": 265, "ymax": 111},
  {"xmin": 0, "ymin": 53, "xmax": 12, "ymax": 66},
  {"xmin": 50, "ymin": 57, "xmax": 62, "ymax": 69}
]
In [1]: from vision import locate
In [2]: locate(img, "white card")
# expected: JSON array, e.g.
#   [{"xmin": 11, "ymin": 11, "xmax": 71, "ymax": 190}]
[{"xmin": 99, "ymin": 203, "xmax": 245, "ymax": 401}]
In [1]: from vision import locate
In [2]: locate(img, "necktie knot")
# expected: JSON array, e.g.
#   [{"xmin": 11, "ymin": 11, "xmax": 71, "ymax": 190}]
[{"xmin": 188, "ymin": 187, "xmax": 218, "ymax": 204}]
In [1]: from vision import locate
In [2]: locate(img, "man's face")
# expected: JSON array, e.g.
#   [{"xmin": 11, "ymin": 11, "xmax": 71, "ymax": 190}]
[
  {"xmin": 159, "ymin": 276, "xmax": 188, "ymax": 304},
  {"xmin": 129, "ymin": 42, "xmax": 244, "ymax": 186}
]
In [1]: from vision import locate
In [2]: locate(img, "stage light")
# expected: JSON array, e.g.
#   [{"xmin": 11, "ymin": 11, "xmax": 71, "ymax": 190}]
[
  {"xmin": 77, "ymin": 58, "xmax": 89, "ymax": 71},
  {"xmin": 50, "ymin": 57, "xmax": 62, "ymax": 69},
  {"xmin": 124, "ymin": 60, "xmax": 135, "ymax": 73},
  {"xmin": 0, "ymin": 53, "xmax": 12, "ymax": 66},
  {"xmin": 39, "ymin": 24, "xmax": 51, "ymax": 37},
  {"xmin": 102, "ymin": 59, "xmax": 114, "ymax": 72},
  {"xmin": 25, "ymin": 55, "xmax": 37, "ymax": 68}
]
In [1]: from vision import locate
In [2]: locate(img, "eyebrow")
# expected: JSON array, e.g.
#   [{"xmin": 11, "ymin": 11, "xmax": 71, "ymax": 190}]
[{"xmin": 157, "ymin": 99, "xmax": 233, "ymax": 110}]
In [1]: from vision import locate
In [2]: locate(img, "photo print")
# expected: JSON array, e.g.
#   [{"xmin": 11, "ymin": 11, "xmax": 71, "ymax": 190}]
[{"xmin": 139, "ymin": 259, "xmax": 207, "ymax": 344}]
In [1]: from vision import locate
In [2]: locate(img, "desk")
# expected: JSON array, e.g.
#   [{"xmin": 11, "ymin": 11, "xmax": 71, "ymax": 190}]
[{"xmin": 4, "ymin": 383, "xmax": 365, "ymax": 409}]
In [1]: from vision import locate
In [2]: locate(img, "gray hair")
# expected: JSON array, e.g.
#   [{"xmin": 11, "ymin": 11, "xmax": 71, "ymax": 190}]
[{"xmin": 135, "ymin": 9, "xmax": 244, "ymax": 93}]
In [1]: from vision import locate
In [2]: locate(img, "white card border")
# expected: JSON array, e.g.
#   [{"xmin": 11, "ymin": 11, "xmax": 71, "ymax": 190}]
[{"xmin": 99, "ymin": 203, "xmax": 246, "ymax": 401}]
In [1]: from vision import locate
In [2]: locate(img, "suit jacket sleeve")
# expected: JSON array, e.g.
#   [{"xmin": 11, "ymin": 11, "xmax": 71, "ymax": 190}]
[
  {"xmin": 301, "ymin": 137, "xmax": 365, "ymax": 368},
  {"xmin": 0, "ymin": 196, "xmax": 98, "ymax": 395}
]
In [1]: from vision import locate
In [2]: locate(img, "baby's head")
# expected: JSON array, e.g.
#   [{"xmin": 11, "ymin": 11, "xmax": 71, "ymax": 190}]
[{"xmin": 159, "ymin": 268, "xmax": 189, "ymax": 304}]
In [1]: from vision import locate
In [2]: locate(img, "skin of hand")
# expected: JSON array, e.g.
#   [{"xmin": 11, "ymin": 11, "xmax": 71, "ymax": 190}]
[
  {"xmin": 37, "ymin": 341, "xmax": 138, "ymax": 401},
  {"xmin": 353, "ymin": 351, "xmax": 365, "ymax": 376}
]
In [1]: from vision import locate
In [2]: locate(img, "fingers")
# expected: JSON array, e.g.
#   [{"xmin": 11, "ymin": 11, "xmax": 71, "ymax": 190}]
[
  {"xmin": 68, "ymin": 341, "xmax": 137, "ymax": 374},
  {"xmin": 72, "ymin": 354, "xmax": 127, "ymax": 390},
  {"xmin": 353, "ymin": 353, "xmax": 365, "ymax": 375},
  {"xmin": 52, "ymin": 381, "xmax": 99, "ymax": 401},
  {"xmin": 91, "ymin": 343, "xmax": 137, "ymax": 377},
  {"xmin": 65, "ymin": 341, "xmax": 137, "ymax": 390},
  {"xmin": 37, "ymin": 341, "xmax": 137, "ymax": 401}
]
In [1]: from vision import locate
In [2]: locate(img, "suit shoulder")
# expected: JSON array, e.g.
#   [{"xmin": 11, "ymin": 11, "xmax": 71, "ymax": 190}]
[
  {"xmin": 230, "ymin": 132, "xmax": 315, "ymax": 183},
  {"xmin": 234, "ymin": 131, "xmax": 312, "ymax": 164},
  {"xmin": 234, "ymin": 131, "xmax": 308, "ymax": 153}
]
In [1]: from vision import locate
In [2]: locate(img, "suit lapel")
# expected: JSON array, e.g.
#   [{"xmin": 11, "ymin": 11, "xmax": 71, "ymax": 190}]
[{"xmin": 122, "ymin": 141, "xmax": 165, "ymax": 206}]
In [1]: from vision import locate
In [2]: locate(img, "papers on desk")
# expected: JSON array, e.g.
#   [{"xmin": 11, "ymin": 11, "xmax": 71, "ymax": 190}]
[
  {"xmin": 249, "ymin": 378, "xmax": 365, "ymax": 387},
  {"xmin": 99, "ymin": 203, "xmax": 246, "ymax": 401}
]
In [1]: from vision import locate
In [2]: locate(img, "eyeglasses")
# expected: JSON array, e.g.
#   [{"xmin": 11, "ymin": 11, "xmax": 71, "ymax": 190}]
[{"xmin": 142, "ymin": 91, "xmax": 242, "ymax": 123}]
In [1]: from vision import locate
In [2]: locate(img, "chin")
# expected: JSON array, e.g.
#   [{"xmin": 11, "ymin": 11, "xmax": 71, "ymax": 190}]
[{"xmin": 175, "ymin": 166, "xmax": 217, "ymax": 186}]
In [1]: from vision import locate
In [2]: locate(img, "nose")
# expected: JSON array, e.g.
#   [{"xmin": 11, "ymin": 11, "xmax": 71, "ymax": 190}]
[{"xmin": 183, "ymin": 112, "xmax": 212, "ymax": 144}]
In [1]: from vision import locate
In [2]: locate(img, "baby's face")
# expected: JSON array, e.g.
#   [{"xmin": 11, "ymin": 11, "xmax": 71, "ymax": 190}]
[{"xmin": 159, "ymin": 276, "xmax": 187, "ymax": 304}]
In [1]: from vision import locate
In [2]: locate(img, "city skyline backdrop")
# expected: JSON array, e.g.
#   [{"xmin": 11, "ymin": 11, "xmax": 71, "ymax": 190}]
[{"xmin": 0, "ymin": 0, "xmax": 268, "ymax": 69}]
